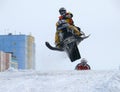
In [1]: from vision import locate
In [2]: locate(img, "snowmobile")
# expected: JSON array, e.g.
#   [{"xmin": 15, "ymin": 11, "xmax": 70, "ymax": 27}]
[{"xmin": 45, "ymin": 20, "xmax": 90, "ymax": 62}]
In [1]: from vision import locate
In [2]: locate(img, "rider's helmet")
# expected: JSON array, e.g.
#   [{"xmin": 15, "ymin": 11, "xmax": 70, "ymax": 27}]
[
  {"xmin": 59, "ymin": 7, "xmax": 66, "ymax": 16},
  {"xmin": 81, "ymin": 58, "xmax": 87, "ymax": 65}
]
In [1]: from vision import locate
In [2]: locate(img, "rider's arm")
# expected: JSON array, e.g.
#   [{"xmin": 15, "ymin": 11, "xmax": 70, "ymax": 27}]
[{"xmin": 66, "ymin": 12, "xmax": 73, "ymax": 18}]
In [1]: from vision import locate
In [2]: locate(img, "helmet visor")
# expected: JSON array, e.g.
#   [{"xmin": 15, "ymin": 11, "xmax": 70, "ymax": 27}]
[{"xmin": 60, "ymin": 10, "xmax": 66, "ymax": 16}]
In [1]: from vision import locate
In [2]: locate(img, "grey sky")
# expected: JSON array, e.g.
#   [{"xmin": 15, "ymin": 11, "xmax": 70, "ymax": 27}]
[{"xmin": 0, "ymin": 0, "xmax": 120, "ymax": 71}]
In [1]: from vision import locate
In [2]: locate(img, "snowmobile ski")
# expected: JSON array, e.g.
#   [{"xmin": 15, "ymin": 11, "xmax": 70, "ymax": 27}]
[
  {"xmin": 45, "ymin": 35, "xmax": 90, "ymax": 52},
  {"xmin": 78, "ymin": 34, "xmax": 90, "ymax": 42},
  {"xmin": 45, "ymin": 42, "xmax": 64, "ymax": 51}
]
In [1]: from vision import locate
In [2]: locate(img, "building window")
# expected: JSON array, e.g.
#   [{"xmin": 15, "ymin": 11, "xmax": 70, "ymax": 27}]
[{"xmin": 12, "ymin": 42, "xmax": 16, "ymax": 46}]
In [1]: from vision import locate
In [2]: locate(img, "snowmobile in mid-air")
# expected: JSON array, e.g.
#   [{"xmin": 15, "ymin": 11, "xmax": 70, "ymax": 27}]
[{"xmin": 45, "ymin": 20, "xmax": 90, "ymax": 62}]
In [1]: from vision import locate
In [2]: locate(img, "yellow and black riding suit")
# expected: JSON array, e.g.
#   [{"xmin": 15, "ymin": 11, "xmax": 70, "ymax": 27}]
[{"xmin": 55, "ymin": 12, "xmax": 82, "ymax": 47}]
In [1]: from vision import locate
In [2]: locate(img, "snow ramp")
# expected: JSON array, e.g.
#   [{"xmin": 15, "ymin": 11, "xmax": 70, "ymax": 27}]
[{"xmin": 0, "ymin": 70, "xmax": 120, "ymax": 92}]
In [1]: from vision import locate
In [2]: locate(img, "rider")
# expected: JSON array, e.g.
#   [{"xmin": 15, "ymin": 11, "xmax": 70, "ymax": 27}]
[
  {"xmin": 55, "ymin": 7, "xmax": 84, "ymax": 48},
  {"xmin": 75, "ymin": 58, "xmax": 91, "ymax": 70}
]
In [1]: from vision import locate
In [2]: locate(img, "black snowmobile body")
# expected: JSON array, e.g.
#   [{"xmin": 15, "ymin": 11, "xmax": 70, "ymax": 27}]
[
  {"xmin": 57, "ymin": 28, "xmax": 81, "ymax": 62},
  {"xmin": 45, "ymin": 20, "xmax": 89, "ymax": 62},
  {"xmin": 45, "ymin": 24, "xmax": 90, "ymax": 62}
]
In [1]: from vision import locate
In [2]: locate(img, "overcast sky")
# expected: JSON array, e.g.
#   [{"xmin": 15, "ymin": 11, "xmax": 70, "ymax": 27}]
[{"xmin": 0, "ymin": 0, "xmax": 120, "ymax": 71}]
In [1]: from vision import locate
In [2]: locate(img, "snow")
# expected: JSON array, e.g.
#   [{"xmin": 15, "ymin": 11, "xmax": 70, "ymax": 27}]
[{"xmin": 0, "ymin": 70, "xmax": 120, "ymax": 92}]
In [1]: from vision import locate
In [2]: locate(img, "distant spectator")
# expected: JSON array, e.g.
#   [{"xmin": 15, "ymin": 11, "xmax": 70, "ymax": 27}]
[{"xmin": 75, "ymin": 58, "xmax": 91, "ymax": 70}]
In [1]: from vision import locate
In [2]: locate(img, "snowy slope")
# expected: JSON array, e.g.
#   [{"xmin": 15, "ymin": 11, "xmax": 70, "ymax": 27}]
[{"xmin": 0, "ymin": 70, "xmax": 120, "ymax": 92}]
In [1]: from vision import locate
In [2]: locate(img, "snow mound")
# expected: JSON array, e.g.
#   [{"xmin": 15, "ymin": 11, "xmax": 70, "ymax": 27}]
[{"xmin": 0, "ymin": 70, "xmax": 120, "ymax": 92}]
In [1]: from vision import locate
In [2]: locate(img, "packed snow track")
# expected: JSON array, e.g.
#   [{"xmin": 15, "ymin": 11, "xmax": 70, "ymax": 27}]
[{"xmin": 0, "ymin": 70, "xmax": 120, "ymax": 92}]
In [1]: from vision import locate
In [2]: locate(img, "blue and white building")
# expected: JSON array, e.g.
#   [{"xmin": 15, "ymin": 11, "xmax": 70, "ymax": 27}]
[{"xmin": 0, "ymin": 33, "xmax": 35, "ymax": 69}]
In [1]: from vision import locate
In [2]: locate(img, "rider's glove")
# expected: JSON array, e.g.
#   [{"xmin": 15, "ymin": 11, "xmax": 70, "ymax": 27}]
[{"xmin": 66, "ymin": 14, "xmax": 72, "ymax": 18}]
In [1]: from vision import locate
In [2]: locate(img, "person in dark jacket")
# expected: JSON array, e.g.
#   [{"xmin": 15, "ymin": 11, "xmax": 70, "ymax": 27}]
[{"xmin": 75, "ymin": 58, "xmax": 91, "ymax": 70}]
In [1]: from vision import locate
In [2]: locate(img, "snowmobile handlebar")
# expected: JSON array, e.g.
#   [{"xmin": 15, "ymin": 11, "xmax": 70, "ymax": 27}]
[{"xmin": 57, "ymin": 23, "xmax": 69, "ymax": 30}]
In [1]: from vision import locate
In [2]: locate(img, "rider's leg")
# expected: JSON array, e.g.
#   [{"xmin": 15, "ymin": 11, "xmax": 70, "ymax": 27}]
[{"xmin": 55, "ymin": 30, "xmax": 62, "ymax": 48}]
